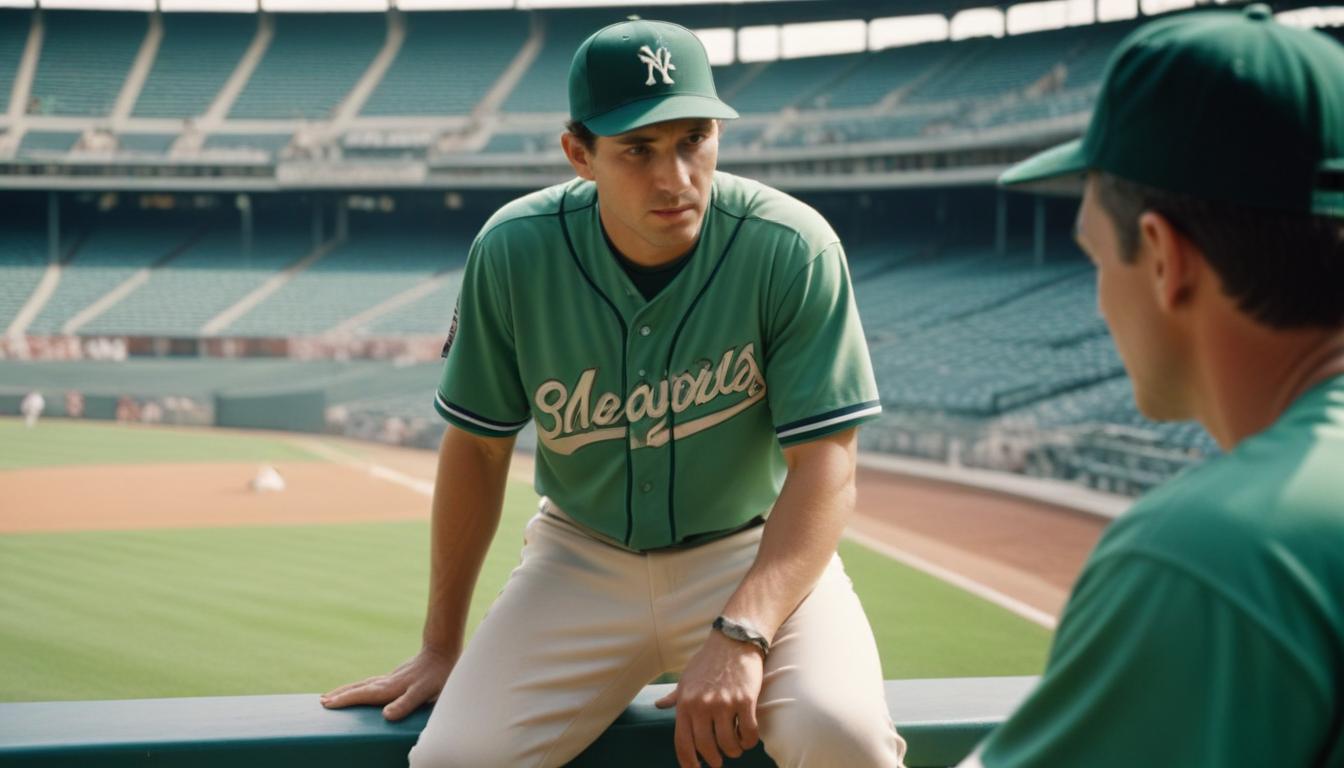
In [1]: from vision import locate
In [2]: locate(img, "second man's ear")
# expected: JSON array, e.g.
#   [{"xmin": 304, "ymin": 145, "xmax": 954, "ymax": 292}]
[{"xmin": 1138, "ymin": 210, "xmax": 1198, "ymax": 312}]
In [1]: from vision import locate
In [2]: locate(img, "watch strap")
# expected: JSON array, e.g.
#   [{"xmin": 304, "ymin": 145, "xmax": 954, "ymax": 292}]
[{"xmin": 712, "ymin": 615, "xmax": 770, "ymax": 657}]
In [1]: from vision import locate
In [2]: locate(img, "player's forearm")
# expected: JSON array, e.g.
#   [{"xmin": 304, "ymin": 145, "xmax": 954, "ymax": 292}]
[
  {"xmin": 421, "ymin": 425, "xmax": 515, "ymax": 654},
  {"xmin": 719, "ymin": 429, "xmax": 858, "ymax": 640}
]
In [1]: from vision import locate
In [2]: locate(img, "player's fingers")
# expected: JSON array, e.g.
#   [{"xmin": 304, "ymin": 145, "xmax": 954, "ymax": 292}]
[
  {"xmin": 736, "ymin": 703, "xmax": 760, "ymax": 751},
  {"xmin": 320, "ymin": 676, "xmax": 379, "ymax": 702},
  {"xmin": 673, "ymin": 707, "xmax": 699, "ymax": 768},
  {"xmin": 322, "ymin": 678, "xmax": 404, "ymax": 709},
  {"xmin": 381, "ymin": 683, "xmax": 432, "ymax": 721},
  {"xmin": 654, "ymin": 687, "xmax": 679, "ymax": 709},
  {"xmin": 713, "ymin": 711, "xmax": 743, "ymax": 759},
  {"xmin": 691, "ymin": 710, "xmax": 723, "ymax": 768}
]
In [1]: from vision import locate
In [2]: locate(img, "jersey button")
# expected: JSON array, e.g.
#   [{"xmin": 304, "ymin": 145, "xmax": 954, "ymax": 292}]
[
  {"xmin": 639, "ymin": 325, "xmax": 651, "ymax": 336},
  {"xmin": 640, "ymin": 482, "xmax": 653, "ymax": 493}
]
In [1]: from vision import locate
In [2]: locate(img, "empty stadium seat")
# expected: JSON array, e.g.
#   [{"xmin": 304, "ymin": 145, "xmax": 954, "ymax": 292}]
[
  {"xmin": 357, "ymin": 270, "xmax": 464, "ymax": 336},
  {"xmin": 25, "ymin": 224, "xmax": 200, "ymax": 335},
  {"xmin": 0, "ymin": 226, "xmax": 49, "ymax": 331},
  {"xmin": 228, "ymin": 13, "xmax": 384, "ymax": 120},
  {"xmin": 17, "ymin": 131, "xmax": 82, "ymax": 156},
  {"xmin": 115, "ymin": 133, "xmax": 178, "ymax": 154},
  {"xmin": 220, "ymin": 227, "xmax": 467, "ymax": 336},
  {"xmin": 818, "ymin": 43, "xmax": 954, "ymax": 110},
  {"xmin": 82, "ymin": 226, "xmax": 311, "ymax": 337},
  {"xmin": 499, "ymin": 16, "xmax": 592, "ymax": 114},
  {"xmin": 903, "ymin": 30, "xmax": 1069, "ymax": 105},
  {"xmin": 0, "ymin": 9, "xmax": 31, "ymax": 112},
  {"xmin": 361, "ymin": 12, "xmax": 527, "ymax": 117},
  {"xmin": 28, "ymin": 10, "xmax": 146, "ymax": 117},
  {"xmin": 724, "ymin": 53, "xmax": 864, "ymax": 114},
  {"xmin": 132, "ymin": 13, "xmax": 256, "ymax": 118}
]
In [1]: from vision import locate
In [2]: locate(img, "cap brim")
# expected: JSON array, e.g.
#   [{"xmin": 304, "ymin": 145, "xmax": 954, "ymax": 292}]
[
  {"xmin": 584, "ymin": 94, "xmax": 739, "ymax": 137},
  {"xmin": 998, "ymin": 138, "xmax": 1089, "ymax": 191}
]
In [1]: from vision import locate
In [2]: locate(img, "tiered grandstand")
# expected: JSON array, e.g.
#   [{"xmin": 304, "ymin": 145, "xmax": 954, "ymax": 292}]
[
  {"xmin": 131, "ymin": 13, "xmax": 256, "ymax": 120},
  {"xmin": 360, "ymin": 12, "xmax": 528, "ymax": 117},
  {"xmin": 2, "ymin": 0, "xmax": 1331, "ymax": 494},
  {"xmin": 228, "ymin": 14, "xmax": 384, "ymax": 121},
  {"xmin": 0, "ymin": 1, "xmax": 1152, "ymax": 162},
  {"xmin": 26, "ymin": 10, "xmax": 145, "ymax": 117}
]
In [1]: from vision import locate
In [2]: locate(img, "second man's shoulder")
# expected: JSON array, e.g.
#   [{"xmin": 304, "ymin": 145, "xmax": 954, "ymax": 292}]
[{"xmin": 711, "ymin": 171, "xmax": 840, "ymax": 259}]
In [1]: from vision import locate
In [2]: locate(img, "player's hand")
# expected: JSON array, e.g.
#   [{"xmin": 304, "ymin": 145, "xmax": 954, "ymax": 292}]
[
  {"xmin": 654, "ymin": 631, "xmax": 764, "ymax": 768},
  {"xmin": 319, "ymin": 644, "xmax": 459, "ymax": 721}
]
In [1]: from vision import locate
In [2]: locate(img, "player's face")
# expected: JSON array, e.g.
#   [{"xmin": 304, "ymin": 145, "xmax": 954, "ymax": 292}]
[
  {"xmin": 585, "ymin": 118, "xmax": 718, "ymax": 264},
  {"xmin": 1077, "ymin": 175, "xmax": 1188, "ymax": 421}
]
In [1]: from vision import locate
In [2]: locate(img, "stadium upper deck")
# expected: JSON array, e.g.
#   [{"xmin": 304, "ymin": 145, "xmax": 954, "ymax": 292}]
[
  {"xmin": 6, "ymin": 3, "xmax": 1334, "ymax": 169},
  {"xmin": 0, "ymin": 2, "xmax": 1336, "ymax": 192}
]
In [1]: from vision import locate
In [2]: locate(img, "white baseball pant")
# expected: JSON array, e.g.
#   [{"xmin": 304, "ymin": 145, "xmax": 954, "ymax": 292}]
[{"xmin": 409, "ymin": 499, "xmax": 906, "ymax": 768}]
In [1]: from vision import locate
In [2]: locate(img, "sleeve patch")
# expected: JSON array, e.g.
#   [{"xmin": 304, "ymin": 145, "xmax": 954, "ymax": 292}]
[{"xmin": 440, "ymin": 302, "xmax": 459, "ymax": 359}]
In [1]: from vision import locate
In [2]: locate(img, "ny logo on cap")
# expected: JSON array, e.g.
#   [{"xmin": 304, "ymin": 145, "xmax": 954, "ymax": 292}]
[{"xmin": 638, "ymin": 45, "xmax": 675, "ymax": 86}]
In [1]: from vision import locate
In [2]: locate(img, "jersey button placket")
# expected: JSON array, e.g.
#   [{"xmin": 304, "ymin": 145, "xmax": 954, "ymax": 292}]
[{"xmin": 627, "ymin": 311, "xmax": 672, "ymax": 547}]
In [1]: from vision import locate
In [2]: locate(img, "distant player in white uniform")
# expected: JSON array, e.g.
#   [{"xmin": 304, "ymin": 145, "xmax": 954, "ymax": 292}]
[
  {"xmin": 323, "ymin": 19, "xmax": 905, "ymax": 768},
  {"xmin": 21, "ymin": 390, "xmax": 45, "ymax": 429}
]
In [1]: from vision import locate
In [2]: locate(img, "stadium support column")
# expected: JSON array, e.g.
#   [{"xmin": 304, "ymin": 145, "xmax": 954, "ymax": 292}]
[
  {"xmin": 311, "ymin": 195, "xmax": 325, "ymax": 250},
  {"xmin": 237, "ymin": 193, "xmax": 253, "ymax": 265},
  {"xmin": 995, "ymin": 190, "xmax": 1007, "ymax": 258},
  {"xmin": 47, "ymin": 191, "xmax": 59, "ymax": 264},
  {"xmin": 1033, "ymin": 195, "xmax": 1046, "ymax": 266},
  {"xmin": 335, "ymin": 194, "xmax": 348, "ymax": 241}
]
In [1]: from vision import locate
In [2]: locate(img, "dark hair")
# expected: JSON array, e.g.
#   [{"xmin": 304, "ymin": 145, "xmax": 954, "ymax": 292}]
[
  {"xmin": 565, "ymin": 119, "xmax": 597, "ymax": 151},
  {"xmin": 1094, "ymin": 172, "xmax": 1344, "ymax": 329},
  {"xmin": 563, "ymin": 118, "xmax": 722, "ymax": 153}
]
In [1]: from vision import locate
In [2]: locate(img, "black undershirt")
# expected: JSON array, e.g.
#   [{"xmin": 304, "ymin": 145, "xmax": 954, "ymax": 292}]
[{"xmin": 603, "ymin": 227, "xmax": 695, "ymax": 301}]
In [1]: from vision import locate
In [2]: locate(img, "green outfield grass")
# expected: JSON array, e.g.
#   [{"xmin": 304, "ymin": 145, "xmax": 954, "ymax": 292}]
[
  {"xmin": 0, "ymin": 418, "xmax": 320, "ymax": 469},
  {"xmin": 0, "ymin": 421, "xmax": 1050, "ymax": 701}
]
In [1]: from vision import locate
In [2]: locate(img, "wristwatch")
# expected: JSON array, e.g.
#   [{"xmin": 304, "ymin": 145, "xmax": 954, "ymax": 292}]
[{"xmin": 712, "ymin": 615, "xmax": 770, "ymax": 657}]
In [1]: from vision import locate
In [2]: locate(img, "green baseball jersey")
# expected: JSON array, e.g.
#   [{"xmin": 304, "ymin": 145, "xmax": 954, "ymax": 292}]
[
  {"xmin": 435, "ymin": 171, "xmax": 881, "ymax": 551},
  {"xmin": 967, "ymin": 374, "xmax": 1344, "ymax": 768}
]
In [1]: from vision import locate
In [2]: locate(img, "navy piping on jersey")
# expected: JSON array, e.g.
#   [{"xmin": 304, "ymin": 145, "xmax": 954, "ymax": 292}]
[
  {"xmin": 776, "ymin": 400, "xmax": 883, "ymax": 443},
  {"xmin": 434, "ymin": 392, "xmax": 530, "ymax": 434},
  {"xmin": 663, "ymin": 212, "xmax": 747, "ymax": 544},
  {"xmin": 557, "ymin": 187, "xmax": 637, "ymax": 547}
]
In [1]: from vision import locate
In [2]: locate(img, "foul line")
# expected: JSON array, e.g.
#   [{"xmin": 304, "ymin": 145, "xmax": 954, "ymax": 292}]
[
  {"xmin": 294, "ymin": 439, "xmax": 435, "ymax": 498},
  {"xmin": 843, "ymin": 528, "xmax": 1059, "ymax": 630}
]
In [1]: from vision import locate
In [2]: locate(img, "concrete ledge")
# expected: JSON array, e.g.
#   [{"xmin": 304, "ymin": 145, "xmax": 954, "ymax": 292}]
[{"xmin": 0, "ymin": 677, "xmax": 1037, "ymax": 768}]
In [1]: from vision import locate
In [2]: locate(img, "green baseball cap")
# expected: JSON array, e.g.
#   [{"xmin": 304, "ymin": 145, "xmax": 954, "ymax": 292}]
[
  {"xmin": 569, "ymin": 18, "xmax": 738, "ymax": 137},
  {"xmin": 1000, "ymin": 4, "xmax": 1344, "ymax": 217}
]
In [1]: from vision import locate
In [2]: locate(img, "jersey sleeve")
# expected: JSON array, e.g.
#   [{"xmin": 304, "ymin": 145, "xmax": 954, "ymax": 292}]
[
  {"xmin": 434, "ymin": 235, "xmax": 531, "ymax": 437},
  {"xmin": 961, "ymin": 553, "xmax": 1329, "ymax": 768},
  {"xmin": 764, "ymin": 242, "xmax": 881, "ymax": 446}
]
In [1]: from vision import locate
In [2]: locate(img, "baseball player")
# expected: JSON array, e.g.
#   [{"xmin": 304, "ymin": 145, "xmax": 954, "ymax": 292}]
[
  {"xmin": 20, "ymin": 390, "xmax": 45, "ymax": 429},
  {"xmin": 323, "ymin": 19, "xmax": 905, "ymax": 768},
  {"xmin": 961, "ymin": 6, "xmax": 1344, "ymax": 766}
]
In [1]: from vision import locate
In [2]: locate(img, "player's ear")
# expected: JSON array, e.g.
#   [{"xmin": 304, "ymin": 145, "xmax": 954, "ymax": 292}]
[
  {"xmin": 1137, "ymin": 210, "xmax": 1198, "ymax": 313},
  {"xmin": 562, "ymin": 132, "xmax": 597, "ymax": 181}
]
